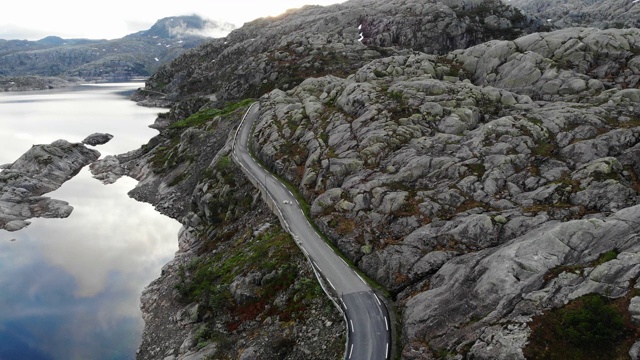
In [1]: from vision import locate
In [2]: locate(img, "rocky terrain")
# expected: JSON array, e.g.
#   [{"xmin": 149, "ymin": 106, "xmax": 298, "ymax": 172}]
[
  {"xmin": 251, "ymin": 24, "xmax": 640, "ymax": 359},
  {"xmin": 135, "ymin": 0, "xmax": 545, "ymax": 105},
  {"xmin": 508, "ymin": 0, "xmax": 640, "ymax": 29},
  {"xmin": 0, "ymin": 136, "xmax": 107, "ymax": 231},
  {"xmin": 96, "ymin": 0, "xmax": 640, "ymax": 359},
  {"xmin": 0, "ymin": 16, "xmax": 233, "ymax": 85},
  {"xmin": 90, "ymin": 102, "xmax": 343, "ymax": 360}
]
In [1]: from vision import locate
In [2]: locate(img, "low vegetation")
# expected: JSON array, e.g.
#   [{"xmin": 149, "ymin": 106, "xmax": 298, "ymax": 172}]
[
  {"xmin": 175, "ymin": 226, "xmax": 328, "ymax": 348},
  {"xmin": 525, "ymin": 293, "xmax": 637, "ymax": 360},
  {"xmin": 170, "ymin": 99, "xmax": 254, "ymax": 129}
]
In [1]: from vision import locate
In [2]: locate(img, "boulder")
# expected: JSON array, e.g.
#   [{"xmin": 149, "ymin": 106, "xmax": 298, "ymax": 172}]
[{"xmin": 82, "ymin": 133, "xmax": 114, "ymax": 146}]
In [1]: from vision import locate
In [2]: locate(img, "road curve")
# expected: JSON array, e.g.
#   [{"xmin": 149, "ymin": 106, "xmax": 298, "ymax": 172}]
[{"xmin": 232, "ymin": 103, "xmax": 392, "ymax": 360}]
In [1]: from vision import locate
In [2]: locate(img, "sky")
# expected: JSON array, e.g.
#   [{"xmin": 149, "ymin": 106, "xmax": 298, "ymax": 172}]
[{"xmin": 0, "ymin": 0, "xmax": 345, "ymax": 41}]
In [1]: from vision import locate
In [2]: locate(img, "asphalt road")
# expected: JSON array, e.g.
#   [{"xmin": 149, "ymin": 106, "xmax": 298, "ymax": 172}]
[{"xmin": 232, "ymin": 103, "xmax": 392, "ymax": 360}]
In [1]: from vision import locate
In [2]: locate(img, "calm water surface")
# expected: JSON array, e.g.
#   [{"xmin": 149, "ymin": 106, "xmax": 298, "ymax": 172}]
[{"xmin": 0, "ymin": 84, "xmax": 181, "ymax": 360}]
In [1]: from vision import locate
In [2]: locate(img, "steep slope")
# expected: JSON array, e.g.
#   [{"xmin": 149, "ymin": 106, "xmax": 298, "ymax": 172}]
[
  {"xmin": 120, "ymin": 0, "xmax": 640, "ymax": 359},
  {"xmin": 91, "ymin": 102, "xmax": 344, "ymax": 360},
  {"xmin": 0, "ymin": 16, "xmax": 233, "ymax": 82},
  {"xmin": 508, "ymin": 0, "xmax": 640, "ymax": 29},
  {"xmin": 136, "ymin": 0, "xmax": 545, "ymax": 103}
]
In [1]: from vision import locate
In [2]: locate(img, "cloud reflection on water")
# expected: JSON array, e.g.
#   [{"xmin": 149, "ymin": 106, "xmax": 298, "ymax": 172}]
[
  {"xmin": 0, "ymin": 84, "xmax": 181, "ymax": 360},
  {"xmin": 0, "ymin": 171, "xmax": 180, "ymax": 359}
]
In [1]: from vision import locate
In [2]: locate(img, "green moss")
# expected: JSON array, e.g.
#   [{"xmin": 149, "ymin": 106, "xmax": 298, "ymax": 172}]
[
  {"xmin": 373, "ymin": 69, "xmax": 387, "ymax": 78},
  {"xmin": 466, "ymin": 163, "xmax": 486, "ymax": 178},
  {"xmin": 170, "ymin": 99, "xmax": 254, "ymax": 129},
  {"xmin": 593, "ymin": 249, "xmax": 619, "ymax": 266},
  {"xmin": 532, "ymin": 139, "xmax": 557, "ymax": 157},
  {"xmin": 167, "ymin": 171, "xmax": 189, "ymax": 186}
]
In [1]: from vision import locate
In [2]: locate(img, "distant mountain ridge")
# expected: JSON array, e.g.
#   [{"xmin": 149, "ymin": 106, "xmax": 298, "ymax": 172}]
[{"xmin": 0, "ymin": 15, "xmax": 235, "ymax": 83}]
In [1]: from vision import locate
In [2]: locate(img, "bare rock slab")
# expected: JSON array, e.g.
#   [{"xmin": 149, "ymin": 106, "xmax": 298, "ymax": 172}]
[{"xmin": 0, "ymin": 139, "xmax": 100, "ymax": 231}]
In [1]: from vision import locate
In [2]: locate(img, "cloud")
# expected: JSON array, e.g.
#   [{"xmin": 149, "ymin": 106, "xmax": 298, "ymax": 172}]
[
  {"xmin": 166, "ymin": 19, "xmax": 236, "ymax": 39},
  {"xmin": 33, "ymin": 172, "xmax": 179, "ymax": 298}
]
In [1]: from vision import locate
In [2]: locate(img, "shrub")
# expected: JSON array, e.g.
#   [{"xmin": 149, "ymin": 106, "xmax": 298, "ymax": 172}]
[
  {"xmin": 557, "ymin": 294, "xmax": 625, "ymax": 348},
  {"xmin": 525, "ymin": 293, "xmax": 633, "ymax": 360}
]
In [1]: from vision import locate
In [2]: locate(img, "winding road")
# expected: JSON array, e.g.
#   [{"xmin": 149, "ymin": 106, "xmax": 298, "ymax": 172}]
[{"xmin": 232, "ymin": 103, "xmax": 392, "ymax": 360}]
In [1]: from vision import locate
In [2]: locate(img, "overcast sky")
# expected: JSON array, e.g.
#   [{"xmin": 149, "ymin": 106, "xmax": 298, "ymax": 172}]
[{"xmin": 0, "ymin": 0, "xmax": 345, "ymax": 40}]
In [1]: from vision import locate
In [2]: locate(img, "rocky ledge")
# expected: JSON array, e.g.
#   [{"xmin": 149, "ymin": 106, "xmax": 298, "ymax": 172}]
[{"xmin": 0, "ymin": 139, "xmax": 104, "ymax": 231}]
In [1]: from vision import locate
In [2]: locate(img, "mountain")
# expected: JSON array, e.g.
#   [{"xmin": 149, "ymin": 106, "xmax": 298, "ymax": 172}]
[
  {"xmin": 135, "ymin": 0, "xmax": 545, "ymax": 104},
  {"xmin": 90, "ymin": 0, "xmax": 640, "ymax": 359},
  {"xmin": 127, "ymin": 15, "xmax": 236, "ymax": 39},
  {"xmin": 0, "ymin": 15, "xmax": 235, "ymax": 83},
  {"xmin": 508, "ymin": 0, "xmax": 640, "ymax": 29}
]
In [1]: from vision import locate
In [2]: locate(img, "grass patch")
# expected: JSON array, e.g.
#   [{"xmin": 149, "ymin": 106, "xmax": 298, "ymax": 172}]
[
  {"xmin": 466, "ymin": 163, "xmax": 486, "ymax": 178},
  {"xmin": 532, "ymin": 139, "xmax": 557, "ymax": 157},
  {"xmin": 593, "ymin": 249, "xmax": 619, "ymax": 266},
  {"xmin": 176, "ymin": 228, "xmax": 297, "ymax": 302},
  {"xmin": 170, "ymin": 99, "xmax": 254, "ymax": 129}
]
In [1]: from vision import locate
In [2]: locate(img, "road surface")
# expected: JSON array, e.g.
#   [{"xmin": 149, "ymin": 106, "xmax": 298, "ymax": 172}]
[{"xmin": 232, "ymin": 103, "xmax": 392, "ymax": 360}]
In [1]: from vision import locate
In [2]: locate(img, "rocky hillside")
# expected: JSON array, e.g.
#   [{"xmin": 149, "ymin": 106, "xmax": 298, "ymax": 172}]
[
  {"xmin": 252, "ymin": 26, "xmax": 640, "ymax": 358},
  {"xmin": 508, "ymin": 0, "xmax": 640, "ymax": 29},
  {"xmin": 135, "ymin": 0, "xmax": 545, "ymax": 103},
  {"xmin": 0, "ymin": 16, "xmax": 233, "ymax": 82},
  {"xmin": 111, "ymin": 0, "xmax": 640, "ymax": 359},
  {"xmin": 90, "ymin": 101, "xmax": 343, "ymax": 359}
]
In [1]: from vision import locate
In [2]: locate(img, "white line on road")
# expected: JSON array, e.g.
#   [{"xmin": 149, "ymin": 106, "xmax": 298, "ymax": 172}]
[
  {"xmin": 340, "ymin": 258, "xmax": 349, "ymax": 267},
  {"xmin": 356, "ymin": 272, "xmax": 366, "ymax": 285},
  {"xmin": 350, "ymin": 319, "xmax": 354, "ymax": 332},
  {"xmin": 349, "ymin": 344, "xmax": 354, "ymax": 359},
  {"xmin": 342, "ymin": 300, "xmax": 348, "ymax": 310},
  {"xmin": 374, "ymin": 293, "xmax": 382, "ymax": 306},
  {"xmin": 327, "ymin": 279, "xmax": 336, "ymax": 290},
  {"xmin": 385, "ymin": 317, "xmax": 389, "ymax": 331},
  {"xmin": 386, "ymin": 343, "xmax": 389, "ymax": 359}
]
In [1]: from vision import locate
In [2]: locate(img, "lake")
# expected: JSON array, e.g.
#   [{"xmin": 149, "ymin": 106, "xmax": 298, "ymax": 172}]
[{"xmin": 0, "ymin": 84, "xmax": 181, "ymax": 360}]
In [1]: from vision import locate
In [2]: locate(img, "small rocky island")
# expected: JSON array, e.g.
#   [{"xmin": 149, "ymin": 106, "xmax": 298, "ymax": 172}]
[
  {"xmin": 0, "ymin": 134, "xmax": 112, "ymax": 232},
  {"xmin": 0, "ymin": 76, "xmax": 81, "ymax": 92}
]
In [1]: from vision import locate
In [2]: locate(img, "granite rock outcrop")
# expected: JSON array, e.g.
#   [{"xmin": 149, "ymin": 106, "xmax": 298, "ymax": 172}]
[
  {"xmin": 0, "ymin": 140, "xmax": 101, "ymax": 231},
  {"xmin": 509, "ymin": 0, "xmax": 640, "ymax": 29},
  {"xmin": 249, "ymin": 25, "xmax": 640, "ymax": 358}
]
